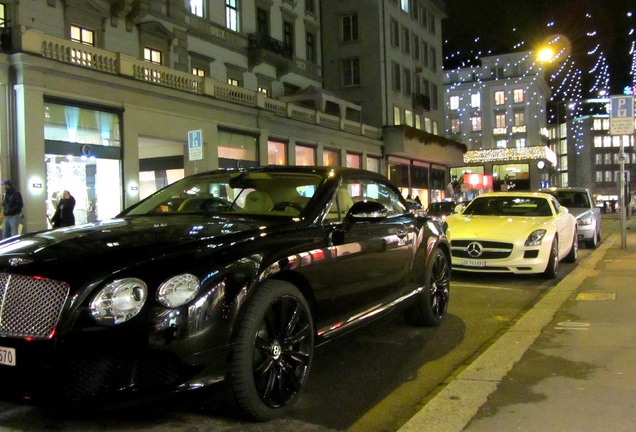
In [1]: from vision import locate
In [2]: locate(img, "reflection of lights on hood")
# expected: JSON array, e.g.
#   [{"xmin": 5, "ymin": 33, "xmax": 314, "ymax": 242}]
[
  {"xmin": 106, "ymin": 242, "xmax": 120, "ymax": 247},
  {"xmin": 0, "ymin": 239, "xmax": 36, "ymax": 254}
]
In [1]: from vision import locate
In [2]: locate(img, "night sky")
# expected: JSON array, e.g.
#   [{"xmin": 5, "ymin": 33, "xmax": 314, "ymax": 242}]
[{"xmin": 443, "ymin": 0, "xmax": 636, "ymax": 95}]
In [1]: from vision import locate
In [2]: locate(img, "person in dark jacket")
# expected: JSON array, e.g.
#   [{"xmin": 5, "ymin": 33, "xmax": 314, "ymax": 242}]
[
  {"xmin": 52, "ymin": 190, "xmax": 76, "ymax": 228},
  {"xmin": 1, "ymin": 180, "xmax": 23, "ymax": 239}
]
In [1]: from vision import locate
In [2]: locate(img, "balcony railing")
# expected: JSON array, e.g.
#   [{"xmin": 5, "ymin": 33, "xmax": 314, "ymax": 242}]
[{"xmin": 17, "ymin": 26, "xmax": 381, "ymax": 140}]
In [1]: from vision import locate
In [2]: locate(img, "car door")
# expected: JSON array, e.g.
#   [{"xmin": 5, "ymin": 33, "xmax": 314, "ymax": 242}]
[{"xmin": 325, "ymin": 177, "xmax": 415, "ymax": 321}]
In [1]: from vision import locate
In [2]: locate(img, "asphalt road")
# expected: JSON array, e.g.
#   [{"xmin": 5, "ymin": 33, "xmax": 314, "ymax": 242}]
[{"xmin": 0, "ymin": 220, "xmax": 616, "ymax": 432}]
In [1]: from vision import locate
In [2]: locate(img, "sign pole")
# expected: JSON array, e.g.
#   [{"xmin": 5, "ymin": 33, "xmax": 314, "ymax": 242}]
[{"xmin": 610, "ymin": 95, "xmax": 634, "ymax": 249}]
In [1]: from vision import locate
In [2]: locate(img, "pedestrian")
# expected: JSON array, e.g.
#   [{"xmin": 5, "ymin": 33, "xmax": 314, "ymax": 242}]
[
  {"xmin": 52, "ymin": 190, "xmax": 76, "ymax": 228},
  {"xmin": 1, "ymin": 180, "xmax": 23, "ymax": 239}
]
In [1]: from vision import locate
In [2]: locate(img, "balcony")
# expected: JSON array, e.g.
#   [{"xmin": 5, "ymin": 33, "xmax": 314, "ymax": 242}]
[{"xmin": 16, "ymin": 26, "xmax": 378, "ymax": 140}]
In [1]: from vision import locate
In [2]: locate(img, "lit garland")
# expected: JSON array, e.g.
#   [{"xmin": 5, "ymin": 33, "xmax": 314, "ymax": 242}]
[{"xmin": 464, "ymin": 146, "xmax": 557, "ymax": 165}]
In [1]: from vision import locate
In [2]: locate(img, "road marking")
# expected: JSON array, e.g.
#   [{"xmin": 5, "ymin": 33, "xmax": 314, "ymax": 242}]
[
  {"xmin": 576, "ymin": 292, "xmax": 616, "ymax": 301},
  {"xmin": 555, "ymin": 321, "xmax": 590, "ymax": 330},
  {"xmin": 453, "ymin": 283, "xmax": 522, "ymax": 291}
]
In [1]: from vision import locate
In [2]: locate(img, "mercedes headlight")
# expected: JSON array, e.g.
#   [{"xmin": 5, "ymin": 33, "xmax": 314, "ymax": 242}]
[
  {"xmin": 90, "ymin": 278, "xmax": 148, "ymax": 325},
  {"xmin": 578, "ymin": 215, "xmax": 593, "ymax": 226},
  {"xmin": 525, "ymin": 229, "xmax": 547, "ymax": 246},
  {"xmin": 157, "ymin": 274, "xmax": 200, "ymax": 307}
]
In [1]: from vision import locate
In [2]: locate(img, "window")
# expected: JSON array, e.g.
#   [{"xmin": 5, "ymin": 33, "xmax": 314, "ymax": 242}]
[
  {"xmin": 192, "ymin": 66, "xmax": 205, "ymax": 77},
  {"xmin": 296, "ymin": 145, "xmax": 316, "ymax": 166},
  {"xmin": 390, "ymin": 18, "xmax": 399, "ymax": 47},
  {"xmin": 494, "ymin": 90, "xmax": 505, "ymax": 105},
  {"xmin": 604, "ymin": 171, "xmax": 612, "ymax": 182},
  {"xmin": 496, "ymin": 139, "xmax": 507, "ymax": 148},
  {"xmin": 228, "ymin": 78, "xmax": 239, "ymax": 86},
  {"xmin": 595, "ymin": 154, "xmax": 603, "ymax": 165},
  {"xmin": 323, "ymin": 149, "xmax": 340, "ymax": 166},
  {"xmin": 495, "ymin": 113, "xmax": 506, "ymax": 128},
  {"xmin": 402, "ymin": 26, "xmax": 410, "ymax": 54},
  {"xmin": 405, "ymin": 109, "xmax": 413, "ymax": 126},
  {"xmin": 0, "ymin": 4, "xmax": 5, "ymax": 27},
  {"xmin": 596, "ymin": 171, "xmax": 603, "ymax": 182},
  {"xmin": 256, "ymin": 8, "xmax": 269, "ymax": 35},
  {"xmin": 421, "ymin": 41, "xmax": 429, "ymax": 67},
  {"xmin": 342, "ymin": 58, "xmax": 360, "ymax": 86},
  {"xmin": 346, "ymin": 153, "xmax": 362, "ymax": 169},
  {"xmin": 306, "ymin": 32, "xmax": 316, "ymax": 63},
  {"xmin": 366, "ymin": 156, "xmax": 381, "ymax": 173},
  {"xmin": 226, "ymin": 0, "xmax": 239, "ymax": 32},
  {"xmin": 342, "ymin": 14, "xmax": 358, "ymax": 42},
  {"xmin": 144, "ymin": 47, "xmax": 162, "ymax": 65},
  {"xmin": 420, "ymin": 5, "xmax": 428, "ymax": 28},
  {"xmin": 449, "ymin": 96, "xmax": 459, "ymax": 110},
  {"xmin": 413, "ymin": 35, "xmax": 419, "ymax": 59},
  {"xmin": 514, "ymin": 112, "xmax": 525, "ymax": 126},
  {"xmin": 450, "ymin": 118, "xmax": 460, "ymax": 134},
  {"xmin": 267, "ymin": 141, "xmax": 287, "ymax": 165},
  {"xmin": 70, "ymin": 25, "xmax": 94, "ymax": 46},
  {"xmin": 429, "ymin": 47, "xmax": 437, "ymax": 70},
  {"xmin": 258, "ymin": 86, "xmax": 270, "ymax": 96},
  {"xmin": 283, "ymin": 21, "xmax": 294, "ymax": 53},
  {"xmin": 305, "ymin": 0, "xmax": 316, "ymax": 14},
  {"xmin": 471, "ymin": 93, "xmax": 480, "ymax": 108},
  {"xmin": 471, "ymin": 116, "xmax": 482, "ymax": 132},
  {"xmin": 513, "ymin": 88, "xmax": 525, "ymax": 103},
  {"xmin": 403, "ymin": 67, "xmax": 411, "ymax": 95},
  {"xmin": 428, "ymin": 11, "xmax": 435, "ymax": 34},
  {"xmin": 190, "ymin": 0, "xmax": 204, "ymax": 17},
  {"xmin": 515, "ymin": 138, "xmax": 526, "ymax": 148},
  {"xmin": 392, "ymin": 62, "xmax": 401, "ymax": 91},
  {"xmin": 401, "ymin": 0, "xmax": 409, "ymax": 13},
  {"xmin": 394, "ymin": 106, "xmax": 401, "ymax": 125}
]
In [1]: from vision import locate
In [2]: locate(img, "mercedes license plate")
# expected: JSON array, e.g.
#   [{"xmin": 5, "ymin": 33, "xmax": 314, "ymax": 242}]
[
  {"xmin": 462, "ymin": 258, "xmax": 486, "ymax": 267},
  {"xmin": 0, "ymin": 346, "xmax": 16, "ymax": 366}
]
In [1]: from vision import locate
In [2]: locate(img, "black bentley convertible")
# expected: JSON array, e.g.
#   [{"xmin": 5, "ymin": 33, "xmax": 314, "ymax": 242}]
[{"xmin": 0, "ymin": 166, "xmax": 451, "ymax": 420}]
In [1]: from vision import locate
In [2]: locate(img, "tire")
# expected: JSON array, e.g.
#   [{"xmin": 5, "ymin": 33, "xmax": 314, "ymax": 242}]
[
  {"xmin": 543, "ymin": 238, "xmax": 559, "ymax": 279},
  {"xmin": 564, "ymin": 232, "xmax": 578, "ymax": 263},
  {"xmin": 404, "ymin": 248, "xmax": 451, "ymax": 327},
  {"xmin": 586, "ymin": 228, "xmax": 600, "ymax": 249},
  {"xmin": 229, "ymin": 280, "xmax": 314, "ymax": 421}
]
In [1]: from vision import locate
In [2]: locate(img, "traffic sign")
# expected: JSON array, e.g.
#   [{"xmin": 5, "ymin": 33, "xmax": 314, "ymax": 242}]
[
  {"xmin": 188, "ymin": 130, "xmax": 203, "ymax": 161},
  {"xmin": 610, "ymin": 95, "xmax": 634, "ymax": 135}
]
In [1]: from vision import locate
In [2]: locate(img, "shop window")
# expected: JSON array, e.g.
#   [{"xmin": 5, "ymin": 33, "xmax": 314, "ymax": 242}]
[
  {"xmin": 296, "ymin": 145, "xmax": 316, "ymax": 166},
  {"xmin": 346, "ymin": 153, "xmax": 361, "ymax": 169},
  {"xmin": 218, "ymin": 129, "xmax": 258, "ymax": 168},
  {"xmin": 268, "ymin": 140, "xmax": 287, "ymax": 165},
  {"xmin": 323, "ymin": 149, "xmax": 340, "ymax": 166}
]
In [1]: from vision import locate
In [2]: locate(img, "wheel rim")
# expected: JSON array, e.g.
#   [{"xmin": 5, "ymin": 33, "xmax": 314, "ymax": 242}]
[
  {"xmin": 430, "ymin": 252, "xmax": 451, "ymax": 319},
  {"xmin": 551, "ymin": 241, "xmax": 558, "ymax": 273},
  {"xmin": 252, "ymin": 295, "xmax": 312, "ymax": 408}
]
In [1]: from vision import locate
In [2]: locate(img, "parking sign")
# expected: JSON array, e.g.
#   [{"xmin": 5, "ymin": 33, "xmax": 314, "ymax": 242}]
[
  {"xmin": 188, "ymin": 130, "xmax": 203, "ymax": 161},
  {"xmin": 610, "ymin": 96, "xmax": 634, "ymax": 135}
]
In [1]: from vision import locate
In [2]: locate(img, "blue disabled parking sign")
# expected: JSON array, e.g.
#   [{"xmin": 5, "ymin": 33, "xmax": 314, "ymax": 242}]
[{"xmin": 188, "ymin": 130, "xmax": 203, "ymax": 161}]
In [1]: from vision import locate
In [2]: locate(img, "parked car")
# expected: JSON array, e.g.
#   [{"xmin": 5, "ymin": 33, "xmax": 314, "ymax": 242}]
[
  {"xmin": 426, "ymin": 201, "xmax": 460, "ymax": 219},
  {"xmin": 444, "ymin": 192, "xmax": 577, "ymax": 278},
  {"xmin": 538, "ymin": 187, "xmax": 602, "ymax": 248},
  {"xmin": 0, "ymin": 166, "xmax": 451, "ymax": 420}
]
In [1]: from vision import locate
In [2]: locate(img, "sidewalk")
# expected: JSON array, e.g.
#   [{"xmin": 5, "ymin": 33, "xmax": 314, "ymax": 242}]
[{"xmin": 399, "ymin": 216, "xmax": 636, "ymax": 432}]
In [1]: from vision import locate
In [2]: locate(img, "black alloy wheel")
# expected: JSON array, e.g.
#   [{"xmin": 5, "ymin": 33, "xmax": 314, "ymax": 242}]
[
  {"xmin": 230, "ymin": 280, "xmax": 314, "ymax": 421},
  {"xmin": 404, "ymin": 248, "xmax": 451, "ymax": 327}
]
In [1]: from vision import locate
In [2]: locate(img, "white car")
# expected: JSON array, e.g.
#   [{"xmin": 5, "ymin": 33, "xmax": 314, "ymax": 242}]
[
  {"xmin": 445, "ymin": 192, "xmax": 578, "ymax": 278},
  {"xmin": 538, "ymin": 187, "xmax": 602, "ymax": 248}
]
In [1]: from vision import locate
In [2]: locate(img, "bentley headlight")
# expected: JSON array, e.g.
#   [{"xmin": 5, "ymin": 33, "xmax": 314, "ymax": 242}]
[
  {"xmin": 90, "ymin": 278, "xmax": 147, "ymax": 325},
  {"xmin": 157, "ymin": 274, "xmax": 200, "ymax": 307},
  {"xmin": 525, "ymin": 229, "xmax": 547, "ymax": 246}
]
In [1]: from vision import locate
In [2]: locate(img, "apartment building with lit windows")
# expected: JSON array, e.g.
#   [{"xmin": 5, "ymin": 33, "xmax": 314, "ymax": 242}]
[
  {"xmin": 320, "ymin": 0, "xmax": 464, "ymax": 207},
  {"xmin": 444, "ymin": 51, "xmax": 555, "ymax": 192}
]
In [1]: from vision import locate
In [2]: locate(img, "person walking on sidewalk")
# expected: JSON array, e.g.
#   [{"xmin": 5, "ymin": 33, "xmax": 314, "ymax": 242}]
[{"xmin": 1, "ymin": 180, "xmax": 23, "ymax": 239}]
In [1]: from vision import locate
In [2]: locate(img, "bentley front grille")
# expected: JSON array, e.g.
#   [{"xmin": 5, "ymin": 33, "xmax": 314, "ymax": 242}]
[{"xmin": 0, "ymin": 273, "xmax": 69, "ymax": 338}]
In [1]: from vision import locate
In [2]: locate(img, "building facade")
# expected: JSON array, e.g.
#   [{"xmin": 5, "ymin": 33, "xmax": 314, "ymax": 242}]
[
  {"xmin": 0, "ymin": 0, "xmax": 463, "ymax": 234},
  {"xmin": 444, "ymin": 51, "xmax": 556, "ymax": 193},
  {"xmin": 320, "ymin": 0, "xmax": 464, "ymax": 208}
]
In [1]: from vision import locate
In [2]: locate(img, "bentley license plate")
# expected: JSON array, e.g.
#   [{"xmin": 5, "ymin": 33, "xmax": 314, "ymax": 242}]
[
  {"xmin": 0, "ymin": 346, "xmax": 16, "ymax": 366},
  {"xmin": 462, "ymin": 258, "xmax": 486, "ymax": 267}
]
